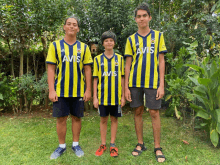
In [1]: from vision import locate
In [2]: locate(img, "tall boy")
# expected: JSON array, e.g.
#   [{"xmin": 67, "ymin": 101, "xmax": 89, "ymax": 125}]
[
  {"xmin": 124, "ymin": 3, "xmax": 167, "ymax": 163},
  {"xmin": 93, "ymin": 31, "xmax": 125, "ymax": 157},
  {"xmin": 46, "ymin": 16, "xmax": 93, "ymax": 159}
]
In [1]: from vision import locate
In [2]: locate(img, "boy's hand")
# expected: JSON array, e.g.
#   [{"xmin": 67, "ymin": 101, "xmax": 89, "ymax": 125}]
[
  {"xmin": 121, "ymin": 97, "xmax": 126, "ymax": 108},
  {"xmin": 156, "ymin": 86, "xmax": 164, "ymax": 100},
  {"xmin": 49, "ymin": 91, "xmax": 58, "ymax": 102},
  {"xmin": 84, "ymin": 90, "xmax": 91, "ymax": 102},
  {"xmin": 93, "ymin": 97, "xmax": 99, "ymax": 109},
  {"xmin": 125, "ymin": 88, "xmax": 132, "ymax": 102}
]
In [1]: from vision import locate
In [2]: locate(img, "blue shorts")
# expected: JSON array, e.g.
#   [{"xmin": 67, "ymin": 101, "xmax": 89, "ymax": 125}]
[
  {"xmin": 53, "ymin": 97, "xmax": 84, "ymax": 117},
  {"xmin": 98, "ymin": 105, "xmax": 122, "ymax": 117}
]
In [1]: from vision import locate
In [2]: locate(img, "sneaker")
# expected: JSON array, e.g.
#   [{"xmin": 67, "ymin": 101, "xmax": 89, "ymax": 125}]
[
  {"xmin": 50, "ymin": 147, "xmax": 66, "ymax": 159},
  {"xmin": 72, "ymin": 145, "xmax": 84, "ymax": 157},
  {"xmin": 110, "ymin": 147, "xmax": 118, "ymax": 157},
  {"xmin": 95, "ymin": 144, "xmax": 107, "ymax": 156}
]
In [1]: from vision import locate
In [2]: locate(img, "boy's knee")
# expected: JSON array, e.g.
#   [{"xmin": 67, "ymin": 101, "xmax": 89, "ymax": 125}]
[
  {"xmin": 57, "ymin": 116, "xmax": 68, "ymax": 124},
  {"xmin": 134, "ymin": 106, "xmax": 144, "ymax": 116},
  {"xmin": 110, "ymin": 116, "xmax": 118, "ymax": 123},
  {"xmin": 149, "ymin": 109, "xmax": 159, "ymax": 118}
]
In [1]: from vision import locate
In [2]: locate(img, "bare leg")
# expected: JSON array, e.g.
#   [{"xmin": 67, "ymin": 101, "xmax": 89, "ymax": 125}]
[
  {"xmin": 110, "ymin": 116, "xmax": 118, "ymax": 144},
  {"xmin": 71, "ymin": 115, "xmax": 81, "ymax": 142},
  {"xmin": 57, "ymin": 116, "xmax": 68, "ymax": 144},
  {"xmin": 100, "ymin": 116, "xmax": 108, "ymax": 145},
  {"xmin": 132, "ymin": 105, "xmax": 144, "ymax": 156},
  {"xmin": 149, "ymin": 109, "xmax": 165, "ymax": 163}
]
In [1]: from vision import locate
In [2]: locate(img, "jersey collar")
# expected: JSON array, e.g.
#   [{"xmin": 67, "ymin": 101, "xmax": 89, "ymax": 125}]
[
  {"xmin": 103, "ymin": 52, "xmax": 115, "ymax": 60},
  {"xmin": 136, "ymin": 29, "xmax": 152, "ymax": 38},
  {"xmin": 63, "ymin": 39, "xmax": 78, "ymax": 46}
]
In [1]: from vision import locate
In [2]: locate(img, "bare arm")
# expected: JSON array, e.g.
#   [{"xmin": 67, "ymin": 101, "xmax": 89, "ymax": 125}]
[
  {"xmin": 124, "ymin": 57, "xmax": 132, "ymax": 102},
  {"xmin": 121, "ymin": 76, "xmax": 125, "ymax": 107},
  {"xmin": 93, "ymin": 77, "xmax": 99, "ymax": 109},
  {"xmin": 47, "ymin": 64, "xmax": 58, "ymax": 102},
  {"xmin": 156, "ymin": 53, "xmax": 165, "ymax": 100},
  {"xmin": 83, "ymin": 65, "xmax": 92, "ymax": 102}
]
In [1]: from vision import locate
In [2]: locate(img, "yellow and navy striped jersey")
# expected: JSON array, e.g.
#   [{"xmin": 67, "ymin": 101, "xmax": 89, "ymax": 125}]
[
  {"xmin": 93, "ymin": 53, "xmax": 124, "ymax": 106},
  {"xmin": 46, "ymin": 39, "xmax": 93, "ymax": 97},
  {"xmin": 124, "ymin": 30, "xmax": 167, "ymax": 89}
]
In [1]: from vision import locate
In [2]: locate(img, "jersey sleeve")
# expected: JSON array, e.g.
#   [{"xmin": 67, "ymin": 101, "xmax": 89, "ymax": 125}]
[
  {"xmin": 46, "ymin": 42, "xmax": 57, "ymax": 65},
  {"xmin": 124, "ymin": 37, "xmax": 133, "ymax": 57},
  {"xmin": 83, "ymin": 45, "xmax": 93, "ymax": 65},
  {"xmin": 93, "ymin": 57, "xmax": 98, "ymax": 78},
  {"xmin": 159, "ymin": 33, "xmax": 167, "ymax": 54},
  {"xmin": 121, "ymin": 56, "xmax": 125, "ymax": 76}
]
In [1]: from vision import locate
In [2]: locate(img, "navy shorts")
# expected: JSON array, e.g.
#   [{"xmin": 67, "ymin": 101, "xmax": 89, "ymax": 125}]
[
  {"xmin": 98, "ymin": 105, "xmax": 122, "ymax": 117},
  {"xmin": 53, "ymin": 97, "xmax": 84, "ymax": 117},
  {"xmin": 129, "ymin": 87, "xmax": 161, "ymax": 109}
]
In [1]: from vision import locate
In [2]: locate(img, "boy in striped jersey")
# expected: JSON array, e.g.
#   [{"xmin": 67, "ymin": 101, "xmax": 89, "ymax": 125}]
[
  {"xmin": 93, "ymin": 31, "xmax": 125, "ymax": 157},
  {"xmin": 46, "ymin": 16, "xmax": 93, "ymax": 159},
  {"xmin": 124, "ymin": 3, "xmax": 167, "ymax": 162}
]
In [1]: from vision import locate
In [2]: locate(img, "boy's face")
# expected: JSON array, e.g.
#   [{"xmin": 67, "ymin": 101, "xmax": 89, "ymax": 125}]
[
  {"xmin": 135, "ymin": 9, "xmax": 152, "ymax": 28},
  {"xmin": 63, "ymin": 18, "xmax": 79, "ymax": 37},
  {"xmin": 103, "ymin": 38, "xmax": 115, "ymax": 50}
]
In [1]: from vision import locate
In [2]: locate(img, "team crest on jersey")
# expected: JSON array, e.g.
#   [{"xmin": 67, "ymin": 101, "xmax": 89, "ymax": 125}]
[
  {"xmin": 151, "ymin": 40, "xmax": 155, "ymax": 44},
  {"xmin": 115, "ymin": 60, "xmax": 118, "ymax": 66},
  {"xmin": 77, "ymin": 49, "xmax": 81, "ymax": 53}
]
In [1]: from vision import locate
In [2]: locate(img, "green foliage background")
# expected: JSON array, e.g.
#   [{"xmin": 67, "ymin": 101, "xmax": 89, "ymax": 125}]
[{"xmin": 0, "ymin": 0, "xmax": 220, "ymax": 146}]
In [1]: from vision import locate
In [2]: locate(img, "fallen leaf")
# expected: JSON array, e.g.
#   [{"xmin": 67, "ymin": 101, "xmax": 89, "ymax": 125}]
[
  {"xmin": 185, "ymin": 156, "xmax": 187, "ymax": 162},
  {"xmin": 182, "ymin": 140, "xmax": 189, "ymax": 145}
]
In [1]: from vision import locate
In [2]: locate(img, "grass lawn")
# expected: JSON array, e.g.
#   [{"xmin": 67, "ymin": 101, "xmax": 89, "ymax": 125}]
[{"xmin": 0, "ymin": 107, "xmax": 219, "ymax": 165}]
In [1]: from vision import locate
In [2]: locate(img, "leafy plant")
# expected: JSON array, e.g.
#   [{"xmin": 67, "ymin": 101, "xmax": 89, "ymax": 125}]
[
  {"xmin": 187, "ymin": 55, "xmax": 220, "ymax": 147},
  {"xmin": 165, "ymin": 47, "xmax": 194, "ymax": 120}
]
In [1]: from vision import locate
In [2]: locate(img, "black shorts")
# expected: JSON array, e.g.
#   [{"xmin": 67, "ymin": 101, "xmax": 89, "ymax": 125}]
[
  {"xmin": 53, "ymin": 97, "xmax": 84, "ymax": 117},
  {"xmin": 129, "ymin": 87, "xmax": 161, "ymax": 109},
  {"xmin": 98, "ymin": 105, "xmax": 122, "ymax": 117}
]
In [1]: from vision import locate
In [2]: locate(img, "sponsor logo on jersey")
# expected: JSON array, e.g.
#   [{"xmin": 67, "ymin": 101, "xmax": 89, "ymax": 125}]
[
  {"xmin": 136, "ymin": 47, "xmax": 154, "ymax": 55},
  {"xmin": 62, "ymin": 55, "xmax": 81, "ymax": 63},
  {"xmin": 102, "ymin": 71, "xmax": 118, "ymax": 76},
  {"xmin": 61, "ymin": 49, "xmax": 65, "ymax": 52},
  {"xmin": 101, "ymin": 62, "xmax": 104, "ymax": 66}
]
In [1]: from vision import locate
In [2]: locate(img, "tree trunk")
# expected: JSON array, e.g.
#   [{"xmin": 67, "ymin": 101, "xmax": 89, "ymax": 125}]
[
  {"xmin": 33, "ymin": 53, "xmax": 38, "ymax": 81},
  {"xmin": 7, "ymin": 39, "xmax": 15, "ymax": 78},
  {"xmin": 45, "ymin": 93, "xmax": 49, "ymax": 108},
  {"xmin": 41, "ymin": 36, "xmax": 47, "ymax": 72},
  {"xmin": 10, "ymin": 53, "xmax": 15, "ymax": 78},
  {"xmin": 24, "ymin": 93, "xmax": 28, "ymax": 112},
  {"xmin": 20, "ymin": 48, "xmax": 24, "ymax": 77},
  {"xmin": 19, "ymin": 47, "xmax": 24, "ymax": 112},
  {"xmin": 27, "ymin": 55, "xmax": 29, "ymax": 74}
]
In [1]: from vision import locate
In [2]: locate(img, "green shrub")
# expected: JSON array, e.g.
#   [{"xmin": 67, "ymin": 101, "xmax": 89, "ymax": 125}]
[{"xmin": 188, "ymin": 55, "xmax": 220, "ymax": 147}]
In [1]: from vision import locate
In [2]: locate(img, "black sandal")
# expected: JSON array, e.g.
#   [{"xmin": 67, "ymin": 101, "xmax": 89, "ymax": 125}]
[
  {"xmin": 154, "ymin": 147, "xmax": 166, "ymax": 162},
  {"xmin": 132, "ymin": 143, "xmax": 147, "ymax": 156}
]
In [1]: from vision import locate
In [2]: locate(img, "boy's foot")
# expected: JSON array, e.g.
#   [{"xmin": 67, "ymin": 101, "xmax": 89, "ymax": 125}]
[
  {"xmin": 50, "ymin": 147, "xmax": 66, "ymax": 159},
  {"xmin": 132, "ymin": 143, "xmax": 147, "ymax": 156},
  {"xmin": 72, "ymin": 145, "xmax": 84, "ymax": 157},
  {"xmin": 110, "ymin": 147, "xmax": 118, "ymax": 157},
  {"xmin": 154, "ymin": 148, "xmax": 166, "ymax": 163},
  {"xmin": 95, "ymin": 144, "xmax": 106, "ymax": 156}
]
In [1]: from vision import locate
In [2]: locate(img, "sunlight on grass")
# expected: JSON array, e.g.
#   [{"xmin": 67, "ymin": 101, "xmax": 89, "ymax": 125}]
[{"xmin": 0, "ymin": 112, "xmax": 220, "ymax": 165}]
